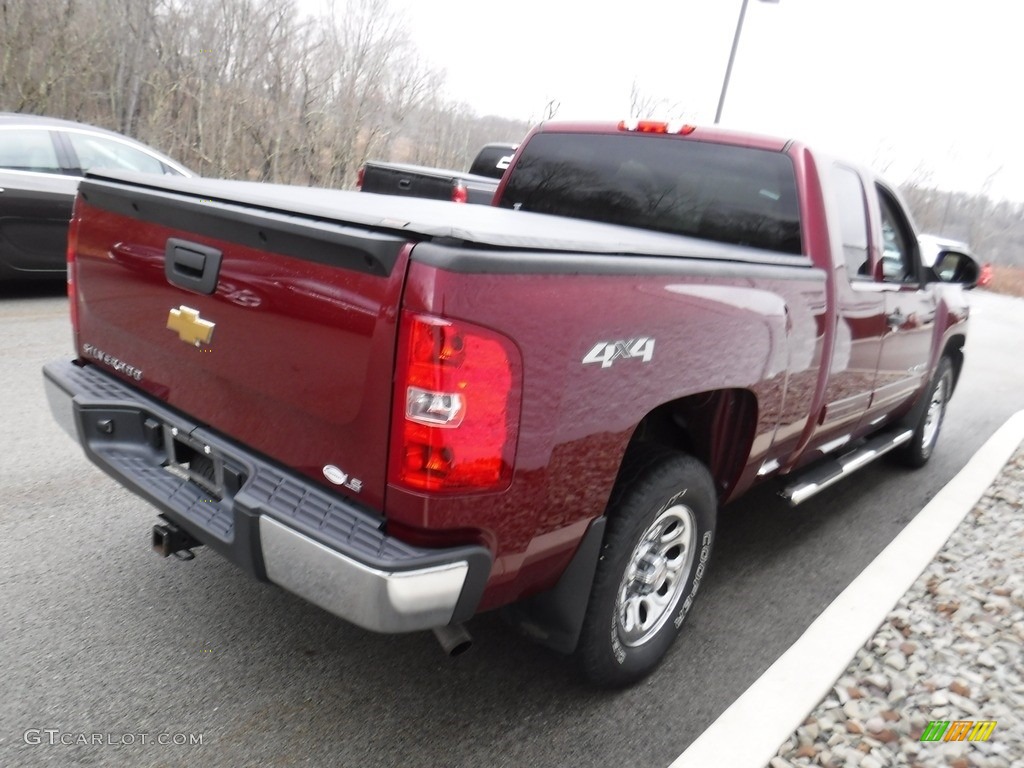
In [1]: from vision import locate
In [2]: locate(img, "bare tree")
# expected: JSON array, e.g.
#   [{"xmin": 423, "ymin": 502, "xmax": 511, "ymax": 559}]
[
  {"xmin": 0, "ymin": 0, "xmax": 528, "ymax": 189},
  {"xmin": 628, "ymin": 79, "xmax": 692, "ymax": 121}
]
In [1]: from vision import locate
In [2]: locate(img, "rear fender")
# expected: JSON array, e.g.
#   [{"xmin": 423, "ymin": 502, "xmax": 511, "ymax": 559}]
[{"xmin": 626, "ymin": 389, "xmax": 759, "ymax": 500}]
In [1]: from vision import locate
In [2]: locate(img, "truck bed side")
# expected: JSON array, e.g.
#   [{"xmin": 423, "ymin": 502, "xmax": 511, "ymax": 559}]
[{"xmin": 387, "ymin": 242, "xmax": 828, "ymax": 608}]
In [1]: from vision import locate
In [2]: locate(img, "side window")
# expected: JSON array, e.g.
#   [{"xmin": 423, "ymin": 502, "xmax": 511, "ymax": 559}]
[
  {"xmin": 0, "ymin": 129, "xmax": 62, "ymax": 173},
  {"xmin": 876, "ymin": 187, "xmax": 916, "ymax": 283},
  {"xmin": 65, "ymin": 132, "xmax": 166, "ymax": 175},
  {"xmin": 831, "ymin": 165, "xmax": 870, "ymax": 280}
]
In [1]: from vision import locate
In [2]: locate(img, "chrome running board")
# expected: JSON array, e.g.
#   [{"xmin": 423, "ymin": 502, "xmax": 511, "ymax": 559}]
[{"xmin": 780, "ymin": 428, "xmax": 914, "ymax": 506}]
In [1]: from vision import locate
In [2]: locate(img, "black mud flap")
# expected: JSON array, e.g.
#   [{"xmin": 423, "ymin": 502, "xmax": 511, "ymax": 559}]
[{"xmin": 500, "ymin": 517, "xmax": 606, "ymax": 654}]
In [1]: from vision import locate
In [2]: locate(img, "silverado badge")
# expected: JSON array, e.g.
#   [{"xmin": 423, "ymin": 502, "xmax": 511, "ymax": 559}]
[{"xmin": 167, "ymin": 306, "xmax": 215, "ymax": 347}]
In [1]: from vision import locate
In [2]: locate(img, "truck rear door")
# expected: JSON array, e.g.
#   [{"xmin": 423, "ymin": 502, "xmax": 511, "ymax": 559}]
[
  {"xmin": 868, "ymin": 184, "xmax": 936, "ymax": 415},
  {"xmin": 813, "ymin": 168, "xmax": 934, "ymax": 441},
  {"xmin": 814, "ymin": 163, "xmax": 887, "ymax": 436},
  {"xmin": 70, "ymin": 174, "xmax": 411, "ymax": 509}
]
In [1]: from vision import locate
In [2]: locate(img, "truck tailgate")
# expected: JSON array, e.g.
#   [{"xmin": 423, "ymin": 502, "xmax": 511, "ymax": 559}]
[
  {"xmin": 360, "ymin": 162, "xmax": 456, "ymax": 201},
  {"xmin": 71, "ymin": 174, "xmax": 411, "ymax": 509}
]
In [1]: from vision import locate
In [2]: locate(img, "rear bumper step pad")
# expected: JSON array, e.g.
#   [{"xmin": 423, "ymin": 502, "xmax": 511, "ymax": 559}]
[{"xmin": 42, "ymin": 358, "xmax": 491, "ymax": 632}]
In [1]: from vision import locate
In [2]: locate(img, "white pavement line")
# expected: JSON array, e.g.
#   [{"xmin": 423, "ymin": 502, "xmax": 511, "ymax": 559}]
[{"xmin": 670, "ymin": 410, "xmax": 1024, "ymax": 768}]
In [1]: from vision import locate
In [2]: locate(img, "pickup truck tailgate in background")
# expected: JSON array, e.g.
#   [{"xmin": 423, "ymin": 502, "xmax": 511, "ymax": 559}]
[
  {"xmin": 71, "ymin": 176, "xmax": 410, "ymax": 509},
  {"xmin": 359, "ymin": 161, "xmax": 456, "ymax": 200}
]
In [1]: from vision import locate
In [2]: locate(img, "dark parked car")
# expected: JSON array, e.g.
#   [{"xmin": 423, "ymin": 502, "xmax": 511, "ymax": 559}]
[{"xmin": 0, "ymin": 113, "xmax": 192, "ymax": 280}]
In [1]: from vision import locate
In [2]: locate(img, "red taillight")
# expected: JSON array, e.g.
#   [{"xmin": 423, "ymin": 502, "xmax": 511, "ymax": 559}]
[
  {"xmin": 66, "ymin": 203, "xmax": 80, "ymax": 335},
  {"xmin": 618, "ymin": 119, "xmax": 696, "ymax": 135},
  {"xmin": 451, "ymin": 182, "xmax": 468, "ymax": 204},
  {"xmin": 356, "ymin": 166, "xmax": 365, "ymax": 190},
  {"xmin": 389, "ymin": 312, "xmax": 521, "ymax": 493}
]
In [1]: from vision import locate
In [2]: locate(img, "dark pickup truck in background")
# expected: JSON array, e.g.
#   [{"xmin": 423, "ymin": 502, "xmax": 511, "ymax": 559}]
[
  {"xmin": 356, "ymin": 142, "xmax": 517, "ymax": 204},
  {"xmin": 44, "ymin": 120, "xmax": 977, "ymax": 686}
]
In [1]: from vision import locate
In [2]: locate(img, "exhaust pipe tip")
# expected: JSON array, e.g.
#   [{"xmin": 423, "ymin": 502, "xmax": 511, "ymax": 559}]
[{"xmin": 432, "ymin": 624, "xmax": 473, "ymax": 658}]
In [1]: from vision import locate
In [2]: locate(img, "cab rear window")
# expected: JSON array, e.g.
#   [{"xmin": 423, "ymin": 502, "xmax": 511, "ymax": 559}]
[{"xmin": 499, "ymin": 132, "xmax": 802, "ymax": 254}]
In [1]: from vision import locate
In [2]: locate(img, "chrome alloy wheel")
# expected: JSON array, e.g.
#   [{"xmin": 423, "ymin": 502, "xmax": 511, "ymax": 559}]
[
  {"xmin": 921, "ymin": 376, "xmax": 947, "ymax": 451},
  {"xmin": 615, "ymin": 504, "xmax": 697, "ymax": 648}
]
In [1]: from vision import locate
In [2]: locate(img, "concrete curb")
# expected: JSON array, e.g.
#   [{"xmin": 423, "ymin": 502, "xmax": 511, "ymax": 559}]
[{"xmin": 669, "ymin": 410, "xmax": 1024, "ymax": 768}]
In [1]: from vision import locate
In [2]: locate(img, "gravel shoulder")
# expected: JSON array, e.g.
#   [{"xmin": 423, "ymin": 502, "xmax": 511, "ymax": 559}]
[{"xmin": 769, "ymin": 442, "xmax": 1024, "ymax": 768}]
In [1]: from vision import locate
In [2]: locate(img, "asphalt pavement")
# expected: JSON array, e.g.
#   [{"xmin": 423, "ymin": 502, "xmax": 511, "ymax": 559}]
[{"xmin": 2, "ymin": 284, "xmax": 1022, "ymax": 768}]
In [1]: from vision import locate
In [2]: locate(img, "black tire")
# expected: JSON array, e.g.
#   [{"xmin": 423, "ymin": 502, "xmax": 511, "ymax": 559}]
[
  {"xmin": 896, "ymin": 356, "xmax": 953, "ymax": 468},
  {"xmin": 576, "ymin": 448, "xmax": 717, "ymax": 687}
]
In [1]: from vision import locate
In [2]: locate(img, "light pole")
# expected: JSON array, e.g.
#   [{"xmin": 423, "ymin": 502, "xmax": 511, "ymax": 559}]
[{"xmin": 714, "ymin": 0, "xmax": 777, "ymax": 125}]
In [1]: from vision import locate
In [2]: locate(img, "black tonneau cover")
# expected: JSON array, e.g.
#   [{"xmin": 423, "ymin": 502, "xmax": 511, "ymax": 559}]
[{"xmin": 83, "ymin": 170, "xmax": 812, "ymax": 269}]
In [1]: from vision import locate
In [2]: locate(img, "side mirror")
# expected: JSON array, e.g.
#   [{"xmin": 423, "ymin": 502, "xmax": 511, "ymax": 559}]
[{"xmin": 931, "ymin": 250, "xmax": 980, "ymax": 289}]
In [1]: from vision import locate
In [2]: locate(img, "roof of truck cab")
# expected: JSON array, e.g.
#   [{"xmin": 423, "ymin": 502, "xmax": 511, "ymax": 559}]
[{"xmin": 533, "ymin": 121, "xmax": 793, "ymax": 153}]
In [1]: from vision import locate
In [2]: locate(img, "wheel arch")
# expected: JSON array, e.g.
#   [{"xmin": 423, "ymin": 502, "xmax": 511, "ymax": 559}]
[
  {"xmin": 622, "ymin": 388, "xmax": 759, "ymax": 500},
  {"xmin": 942, "ymin": 333, "xmax": 966, "ymax": 393},
  {"xmin": 499, "ymin": 388, "xmax": 758, "ymax": 656}
]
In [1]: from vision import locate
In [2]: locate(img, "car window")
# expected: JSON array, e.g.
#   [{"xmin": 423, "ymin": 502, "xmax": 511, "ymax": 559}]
[
  {"xmin": 876, "ymin": 186, "xmax": 916, "ymax": 283},
  {"xmin": 65, "ymin": 132, "xmax": 166, "ymax": 175},
  {"xmin": 0, "ymin": 129, "xmax": 62, "ymax": 173}
]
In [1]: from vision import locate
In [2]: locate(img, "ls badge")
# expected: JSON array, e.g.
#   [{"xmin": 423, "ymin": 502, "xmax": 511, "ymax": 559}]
[{"xmin": 167, "ymin": 306, "xmax": 215, "ymax": 347}]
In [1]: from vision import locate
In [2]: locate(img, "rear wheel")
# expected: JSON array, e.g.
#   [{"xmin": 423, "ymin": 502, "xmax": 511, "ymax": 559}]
[
  {"xmin": 897, "ymin": 356, "xmax": 953, "ymax": 468},
  {"xmin": 577, "ymin": 448, "xmax": 716, "ymax": 687}
]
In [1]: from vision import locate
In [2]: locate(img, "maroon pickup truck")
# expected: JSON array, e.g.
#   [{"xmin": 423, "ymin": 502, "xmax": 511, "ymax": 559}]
[{"xmin": 43, "ymin": 121, "xmax": 977, "ymax": 686}]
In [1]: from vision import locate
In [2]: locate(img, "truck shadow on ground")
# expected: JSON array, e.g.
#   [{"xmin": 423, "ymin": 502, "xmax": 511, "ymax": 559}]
[
  {"xmin": 97, "ymin": 462, "xmax": 912, "ymax": 766},
  {"xmin": 7, "ymin": 450, "xmax": 943, "ymax": 768}
]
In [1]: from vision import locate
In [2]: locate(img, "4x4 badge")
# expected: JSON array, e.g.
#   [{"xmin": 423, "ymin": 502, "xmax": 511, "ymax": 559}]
[
  {"xmin": 167, "ymin": 306, "xmax": 215, "ymax": 347},
  {"xmin": 582, "ymin": 337, "xmax": 655, "ymax": 368}
]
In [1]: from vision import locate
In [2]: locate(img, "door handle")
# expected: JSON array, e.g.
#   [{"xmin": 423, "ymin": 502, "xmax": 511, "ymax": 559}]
[{"xmin": 886, "ymin": 310, "xmax": 906, "ymax": 329}]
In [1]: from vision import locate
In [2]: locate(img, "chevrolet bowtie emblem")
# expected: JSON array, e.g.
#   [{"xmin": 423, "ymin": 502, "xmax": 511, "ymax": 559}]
[{"xmin": 167, "ymin": 306, "xmax": 215, "ymax": 347}]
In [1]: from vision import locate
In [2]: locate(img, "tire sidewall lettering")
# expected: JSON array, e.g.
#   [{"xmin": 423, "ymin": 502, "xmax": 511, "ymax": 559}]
[
  {"xmin": 611, "ymin": 612, "xmax": 626, "ymax": 664},
  {"xmin": 674, "ymin": 530, "xmax": 713, "ymax": 629}
]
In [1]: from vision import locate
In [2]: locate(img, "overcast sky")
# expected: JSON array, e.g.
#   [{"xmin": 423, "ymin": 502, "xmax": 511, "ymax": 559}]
[{"xmin": 305, "ymin": 0, "xmax": 1024, "ymax": 201}]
